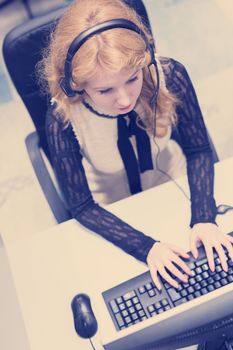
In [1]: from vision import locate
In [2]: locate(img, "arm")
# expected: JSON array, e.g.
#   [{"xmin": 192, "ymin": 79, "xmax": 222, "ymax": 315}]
[
  {"xmin": 164, "ymin": 58, "xmax": 233, "ymax": 270},
  {"xmin": 164, "ymin": 58, "xmax": 217, "ymax": 227},
  {"xmin": 45, "ymin": 107, "xmax": 156, "ymax": 263}
]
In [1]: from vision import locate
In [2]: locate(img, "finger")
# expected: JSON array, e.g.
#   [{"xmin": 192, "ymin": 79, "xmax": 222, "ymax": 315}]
[
  {"xmin": 158, "ymin": 266, "xmax": 179, "ymax": 289},
  {"xmin": 226, "ymin": 234, "xmax": 233, "ymax": 242},
  {"xmin": 204, "ymin": 244, "xmax": 215, "ymax": 271},
  {"xmin": 149, "ymin": 266, "xmax": 161, "ymax": 291},
  {"xmin": 224, "ymin": 240, "xmax": 233, "ymax": 262},
  {"xmin": 169, "ymin": 244, "xmax": 190, "ymax": 259},
  {"xmin": 166, "ymin": 261, "xmax": 188, "ymax": 284},
  {"xmin": 190, "ymin": 234, "xmax": 199, "ymax": 259},
  {"xmin": 172, "ymin": 255, "xmax": 192, "ymax": 276},
  {"xmin": 214, "ymin": 244, "xmax": 228, "ymax": 272}
]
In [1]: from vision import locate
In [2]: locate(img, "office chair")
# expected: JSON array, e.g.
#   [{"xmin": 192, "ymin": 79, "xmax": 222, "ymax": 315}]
[{"xmin": 2, "ymin": 0, "xmax": 219, "ymax": 224}]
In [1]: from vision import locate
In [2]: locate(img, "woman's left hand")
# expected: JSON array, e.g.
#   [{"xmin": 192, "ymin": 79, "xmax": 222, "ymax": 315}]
[{"xmin": 190, "ymin": 223, "xmax": 233, "ymax": 272}]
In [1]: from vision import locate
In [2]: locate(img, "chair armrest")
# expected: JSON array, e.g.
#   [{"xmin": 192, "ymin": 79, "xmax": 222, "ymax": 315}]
[{"xmin": 25, "ymin": 131, "xmax": 71, "ymax": 223}]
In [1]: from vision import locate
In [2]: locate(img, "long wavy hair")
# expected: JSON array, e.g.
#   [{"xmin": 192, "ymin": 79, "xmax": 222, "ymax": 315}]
[{"xmin": 38, "ymin": 0, "xmax": 178, "ymax": 136}]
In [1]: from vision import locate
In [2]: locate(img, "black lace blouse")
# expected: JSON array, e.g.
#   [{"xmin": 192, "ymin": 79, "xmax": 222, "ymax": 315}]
[{"xmin": 45, "ymin": 58, "xmax": 217, "ymax": 264}]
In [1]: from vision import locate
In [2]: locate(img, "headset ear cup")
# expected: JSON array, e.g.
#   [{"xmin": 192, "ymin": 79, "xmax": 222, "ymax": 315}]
[{"xmin": 59, "ymin": 77, "xmax": 77, "ymax": 97}]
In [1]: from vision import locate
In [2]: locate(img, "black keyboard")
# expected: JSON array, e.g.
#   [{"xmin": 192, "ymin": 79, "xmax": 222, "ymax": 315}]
[{"xmin": 102, "ymin": 237, "xmax": 233, "ymax": 331}]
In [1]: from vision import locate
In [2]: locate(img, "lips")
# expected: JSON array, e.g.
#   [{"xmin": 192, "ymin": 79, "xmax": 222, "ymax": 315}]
[{"xmin": 118, "ymin": 104, "xmax": 132, "ymax": 112}]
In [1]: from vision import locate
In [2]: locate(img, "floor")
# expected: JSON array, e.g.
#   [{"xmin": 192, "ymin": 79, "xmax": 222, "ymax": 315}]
[{"xmin": 0, "ymin": 1, "xmax": 232, "ymax": 348}]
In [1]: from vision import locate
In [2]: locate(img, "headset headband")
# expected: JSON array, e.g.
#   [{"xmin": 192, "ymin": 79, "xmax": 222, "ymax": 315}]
[{"xmin": 59, "ymin": 18, "xmax": 155, "ymax": 97}]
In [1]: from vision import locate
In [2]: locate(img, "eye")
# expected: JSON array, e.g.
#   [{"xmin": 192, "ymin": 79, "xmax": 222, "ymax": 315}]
[
  {"xmin": 99, "ymin": 88, "xmax": 112, "ymax": 95},
  {"xmin": 127, "ymin": 76, "xmax": 139, "ymax": 84}
]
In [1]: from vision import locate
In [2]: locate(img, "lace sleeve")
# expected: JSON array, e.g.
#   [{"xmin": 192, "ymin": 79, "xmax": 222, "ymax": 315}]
[
  {"xmin": 45, "ymin": 108, "xmax": 156, "ymax": 263},
  {"xmin": 163, "ymin": 58, "xmax": 217, "ymax": 227}
]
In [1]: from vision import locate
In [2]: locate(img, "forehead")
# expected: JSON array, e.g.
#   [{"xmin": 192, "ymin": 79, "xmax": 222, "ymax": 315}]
[{"xmin": 86, "ymin": 66, "xmax": 138, "ymax": 89}]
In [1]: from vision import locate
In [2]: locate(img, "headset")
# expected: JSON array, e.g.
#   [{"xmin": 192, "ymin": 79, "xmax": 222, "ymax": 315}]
[{"xmin": 59, "ymin": 18, "xmax": 160, "ymax": 122}]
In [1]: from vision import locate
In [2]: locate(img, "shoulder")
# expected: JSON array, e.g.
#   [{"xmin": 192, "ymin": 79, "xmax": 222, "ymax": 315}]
[
  {"xmin": 46, "ymin": 104, "xmax": 71, "ymax": 130},
  {"xmin": 158, "ymin": 56, "xmax": 192, "ymax": 95},
  {"xmin": 159, "ymin": 56, "xmax": 189, "ymax": 78}
]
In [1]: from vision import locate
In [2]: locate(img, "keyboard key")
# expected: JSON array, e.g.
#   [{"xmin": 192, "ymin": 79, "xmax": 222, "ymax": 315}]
[
  {"xmin": 116, "ymin": 297, "xmax": 123, "ymax": 304},
  {"xmin": 181, "ymin": 289, "xmax": 188, "ymax": 297},
  {"xmin": 189, "ymin": 262, "xmax": 196, "ymax": 269},
  {"xmin": 194, "ymin": 283, "xmax": 201, "ymax": 290},
  {"xmin": 115, "ymin": 313, "xmax": 124, "ymax": 327},
  {"xmin": 187, "ymin": 286, "xmax": 195, "ymax": 294},
  {"xmin": 135, "ymin": 303, "xmax": 142, "ymax": 311},
  {"xmin": 138, "ymin": 286, "xmax": 146, "ymax": 294},
  {"xmin": 214, "ymin": 274, "xmax": 221, "ymax": 281},
  {"xmin": 148, "ymin": 305, "xmax": 155, "ymax": 313},
  {"xmin": 125, "ymin": 316, "xmax": 131, "ymax": 324},
  {"xmin": 155, "ymin": 301, "xmax": 161, "ymax": 309},
  {"xmin": 174, "ymin": 298, "xmax": 187, "ymax": 306},
  {"xmin": 167, "ymin": 288, "xmax": 181, "ymax": 302},
  {"xmin": 201, "ymin": 287, "xmax": 208, "ymax": 295},
  {"xmin": 132, "ymin": 296, "xmax": 139, "ymax": 304},
  {"xmin": 138, "ymin": 310, "xmax": 146, "ymax": 317},
  {"xmin": 123, "ymin": 291, "xmax": 136, "ymax": 300},
  {"xmin": 129, "ymin": 307, "xmax": 136, "ymax": 314},
  {"xmin": 194, "ymin": 291, "xmax": 201, "ymax": 298},
  {"xmin": 122, "ymin": 310, "xmax": 129, "ymax": 317},
  {"xmin": 221, "ymin": 278, "xmax": 228, "ymax": 286},
  {"xmin": 161, "ymin": 298, "xmax": 169, "ymax": 306},
  {"xmin": 202, "ymin": 271, "xmax": 209, "ymax": 279},
  {"xmin": 148, "ymin": 289, "xmax": 156, "ymax": 297},
  {"xmin": 202, "ymin": 264, "xmax": 209, "ymax": 271},
  {"xmin": 157, "ymin": 308, "xmax": 164, "ymax": 314},
  {"xmin": 195, "ymin": 260, "xmax": 204, "ymax": 267},
  {"xmin": 164, "ymin": 305, "xmax": 171, "ymax": 310},
  {"xmin": 196, "ymin": 275, "xmax": 202, "ymax": 282},
  {"xmin": 110, "ymin": 300, "xmax": 119, "ymax": 313},
  {"xmin": 214, "ymin": 281, "xmax": 221, "ymax": 288},
  {"xmin": 126, "ymin": 300, "xmax": 132, "ymax": 307},
  {"xmin": 132, "ymin": 313, "xmax": 138, "ymax": 320},
  {"xmin": 207, "ymin": 277, "xmax": 214, "ymax": 284},
  {"xmin": 201, "ymin": 280, "xmax": 208, "ymax": 287},
  {"xmin": 145, "ymin": 283, "xmax": 153, "ymax": 291},
  {"xmin": 119, "ymin": 303, "xmax": 126, "ymax": 310},
  {"xmin": 220, "ymin": 271, "xmax": 227, "ymax": 278},
  {"xmin": 207, "ymin": 285, "xmax": 215, "ymax": 292},
  {"xmin": 189, "ymin": 278, "xmax": 196, "ymax": 285},
  {"xmin": 227, "ymin": 275, "xmax": 233, "ymax": 282}
]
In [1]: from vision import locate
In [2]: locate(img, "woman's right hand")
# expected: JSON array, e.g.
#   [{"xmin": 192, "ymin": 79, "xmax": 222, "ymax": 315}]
[{"xmin": 146, "ymin": 242, "xmax": 193, "ymax": 290}]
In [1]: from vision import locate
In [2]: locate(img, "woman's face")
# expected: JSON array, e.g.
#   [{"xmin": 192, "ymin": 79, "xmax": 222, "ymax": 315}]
[{"xmin": 84, "ymin": 67, "xmax": 143, "ymax": 114}]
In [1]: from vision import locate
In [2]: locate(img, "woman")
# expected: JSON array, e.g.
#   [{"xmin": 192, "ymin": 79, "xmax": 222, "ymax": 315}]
[{"xmin": 39, "ymin": 0, "xmax": 233, "ymax": 290}]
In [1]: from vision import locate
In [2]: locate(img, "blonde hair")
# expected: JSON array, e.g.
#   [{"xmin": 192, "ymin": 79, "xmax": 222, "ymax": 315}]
[{"xmin": 39, "ymin": 0, "xmax": 177, "ymax": 136}]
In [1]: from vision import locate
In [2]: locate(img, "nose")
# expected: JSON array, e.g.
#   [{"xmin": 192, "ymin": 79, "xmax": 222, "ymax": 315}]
[{"xmin": 116, "ymin": 88, "xmax": 131, "ymax": 107}]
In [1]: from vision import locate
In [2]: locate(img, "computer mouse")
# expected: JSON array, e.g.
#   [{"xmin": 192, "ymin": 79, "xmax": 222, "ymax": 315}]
[{"xmin": 71, "ymin": 293, "xmax": 98, "ymax": 339}]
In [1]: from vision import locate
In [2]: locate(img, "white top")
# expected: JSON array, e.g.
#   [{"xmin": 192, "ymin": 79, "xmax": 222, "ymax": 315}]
[{"xmin": 70, "ymin": 99, "xmax": 186, "ymax": 205}]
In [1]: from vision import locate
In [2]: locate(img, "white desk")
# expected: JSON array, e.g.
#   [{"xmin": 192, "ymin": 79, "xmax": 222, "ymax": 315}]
[{"xmin": 1, "ymin": 157, "xmax": 233, "ymax": 350}]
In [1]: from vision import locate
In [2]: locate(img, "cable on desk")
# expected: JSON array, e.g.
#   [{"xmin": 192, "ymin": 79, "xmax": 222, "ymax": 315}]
[
  {"xmin": 89, "ymin": 338, "xmax": 96, "ymax": 350},
  {"xmin": 152, "ymin": 137, "xmax": 233, "ymax": 218}
]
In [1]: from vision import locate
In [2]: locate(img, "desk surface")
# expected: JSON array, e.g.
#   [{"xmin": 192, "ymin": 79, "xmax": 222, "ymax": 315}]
[{"xmin": 2, "ymin": 157, "xmax": 233, "ymax": 350}]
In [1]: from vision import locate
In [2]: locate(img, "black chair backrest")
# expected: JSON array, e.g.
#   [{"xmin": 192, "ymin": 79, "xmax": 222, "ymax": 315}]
[{"xmin": 2, "ymin": 0, "xmax": 153, "ymax": 161}]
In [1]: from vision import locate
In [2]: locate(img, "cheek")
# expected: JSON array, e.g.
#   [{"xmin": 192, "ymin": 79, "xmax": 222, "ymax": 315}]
[
  {"xmin": 92, "ymin": 94, "xmax": 113, "ymax": 106},
  {"xmin": 133, "ymin": 77, "xmax": 143, "ymax": 97}
]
